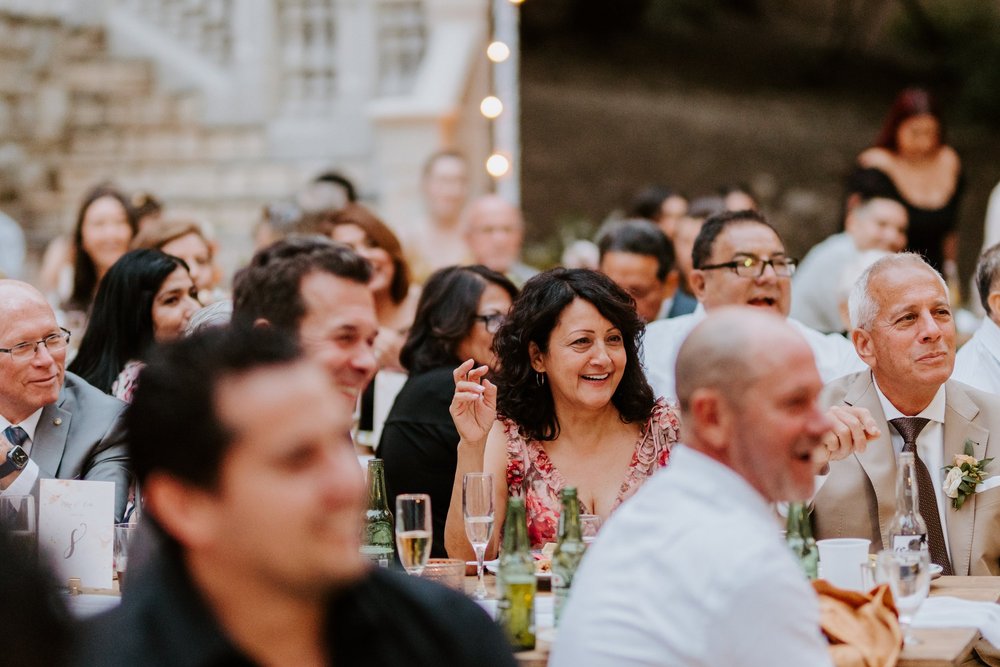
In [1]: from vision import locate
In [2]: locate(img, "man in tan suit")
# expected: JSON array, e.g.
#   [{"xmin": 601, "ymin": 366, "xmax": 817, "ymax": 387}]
[{"xmin": 813, "ymin": 253, "xmax": 1000, "ymax": 576}]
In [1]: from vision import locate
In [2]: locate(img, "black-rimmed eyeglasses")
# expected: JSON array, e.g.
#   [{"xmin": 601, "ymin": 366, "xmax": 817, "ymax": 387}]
[
  {"xmin": 699, "ymin": 256, "xmax": 797, "ymax": 278},
  {"xmin": 473, "ymin": 313, "xmax": 506, "ymax": 334},
  {"xmin": 0, "ymin": 328, "xmax": 71, "ymax": 362}
]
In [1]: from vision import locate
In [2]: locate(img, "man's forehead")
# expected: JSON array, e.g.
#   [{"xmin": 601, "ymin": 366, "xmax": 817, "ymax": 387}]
[
  {"xmin": 713, "ymin": 223, "xmax": 784, "ymax": 256},
  {"xmin": 873, "ymin": 264, "xmax": 946, "ymax": 309}
]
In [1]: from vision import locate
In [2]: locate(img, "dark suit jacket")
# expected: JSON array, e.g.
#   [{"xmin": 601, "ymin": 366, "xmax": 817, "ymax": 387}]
[
  {"xmin": 32, "ymin": 372, "xmax": 130, "ymax": 521},
  {"xmin": 814, "ymin": 371, "xmax": 1000, "ymax": 576}
]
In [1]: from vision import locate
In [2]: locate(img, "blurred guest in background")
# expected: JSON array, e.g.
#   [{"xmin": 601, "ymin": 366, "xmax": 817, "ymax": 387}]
[
  {"xmin": 718, "ymin": 183, "xmax": 759, "ymax": 211},
  {"xmin": 644, "ymin": 210, "xmax": 865, "ymax": 403},
  {"xmin": 68, "ymin": 249, "xmax": 200, "ymax": 402},
  {"xmin": 73, "ymin": 326, "xmax": 516, "ymax": 667},
  {"xmin": 0, "ymin": 280, "xmax": 129, "ymax": 520},
  {"xmin": 463, "ymin": 195, "xmax": 539, "ymax": 288},
  {"xmin": 129, "ymin": 190, "xmax": 163, "ymax": 233},
  {"xmin": 791, "ymin": 192, "xmax": 907, "ymax": 333},
  {"xmin": 232, "ymin": 236, "xmax": 377, "ymax": 409},
  {"xmin": 0, "ymin": 210, "xmax": 26, "ymax": 279},
  {"xmin": 321, "ymin": 204, "xmax": 419, "ymax": 373},
  {"xmin": 668, "ymin": 196, "xmax": 726, "ymax": 317},
  {"xmin": 381, "ymin": 265, "xmax": 517, "ymax": 558},
  {"xmin": 855, "ymin": 87, "xmax": 963, "ymax": 277},
  {"xmin": 132, "ymin": 216, "xmax": 224, "ymax": 304},
  {"xmin": 405, "ymin": 150, "xmax": 471, "ymax": 283},
  {"xmin": 953, "ymin": 242, "xmax": 1000, "ymax": 394},
  {"xmin": 552, "ymin": 309, "xmax": 834, "ymax": 667},
  {"xmin": 252, "ymin": 200, "xmax": 305, "ymax": 251},
  {"xmin": 297, "ymin": 170, "xmax": 356, "ymax": 214},
  {"xmin": 627, "ymin": 184, "xmax": 688, "ymax": 239},
  {"xmin": 445, "ymin": 269, "xmax": 681, "ymax": 559},
  {"xmin": 597, "ymin": 219, "xmax": 678, "ymax": 322}
]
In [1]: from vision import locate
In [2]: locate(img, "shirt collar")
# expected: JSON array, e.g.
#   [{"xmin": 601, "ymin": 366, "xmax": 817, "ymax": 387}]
[
  {"xmin": 872, "ymin": 376, "xmax": 946, "ymax": 424},
  {"xmin": 0, "ymin": 408, "xmax": 44, "ymax": 442}
]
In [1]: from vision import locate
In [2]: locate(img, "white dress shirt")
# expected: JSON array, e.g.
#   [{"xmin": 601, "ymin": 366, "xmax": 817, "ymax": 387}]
[
  {"xmin": 643, "ymin": 308, "xmax": 866, "ymax": 403},
  {"xmin": 790, "ymin": 233, "xmax": 857, "ymax": 333},
  {"xmin": 551, "ymin": 445, "xmax": 833, "ymax": 667},
  {"xmin": 0, "ymin": 408, "xmax": 42, "ymax": 496},
  {"xmin": 952, "ymin": 317, "xmax": 1000, "ymax": 395}
]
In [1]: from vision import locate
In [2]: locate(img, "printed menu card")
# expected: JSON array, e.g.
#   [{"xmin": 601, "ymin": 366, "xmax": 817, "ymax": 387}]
[{"xmin": 38, "ymin": 479, "xmax": 114, "ymax": 589}]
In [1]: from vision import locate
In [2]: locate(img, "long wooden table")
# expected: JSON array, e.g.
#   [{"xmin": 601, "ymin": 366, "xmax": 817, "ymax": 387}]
[{"xmin": 467, "ymin": 575, "xmax": 1000, "ymax": 667}]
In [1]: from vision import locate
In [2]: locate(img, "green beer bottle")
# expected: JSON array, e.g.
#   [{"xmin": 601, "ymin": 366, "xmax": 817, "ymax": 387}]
[
  {"xmin": 361, "ymin": 458, "xmax": 395, "ymax": 568},
  {"xmin": 785, "ymin": 502, "xmax": 818, "ymax": 580},
  {"xmin": 552, "ymin": 487, "xmax": 586, "ymax": 626},
  {"xmin": 497, "ymin": 497, "xmax": 535, "ymax": 651}
]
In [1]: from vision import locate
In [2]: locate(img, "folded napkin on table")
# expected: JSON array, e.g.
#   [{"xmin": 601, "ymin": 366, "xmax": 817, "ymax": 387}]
[
  {"xmin": 812, "ymin": 580, "xmax": 902, "ymax": 667},
  {"xmin": 912, "ymin": 596, "xmax": 1000, "ymax": 666}
]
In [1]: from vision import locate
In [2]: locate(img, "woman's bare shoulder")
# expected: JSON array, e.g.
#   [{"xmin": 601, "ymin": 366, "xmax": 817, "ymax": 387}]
[{"xmin": 857, "ymin": 147, "xmax": 894, "ymax": 169}]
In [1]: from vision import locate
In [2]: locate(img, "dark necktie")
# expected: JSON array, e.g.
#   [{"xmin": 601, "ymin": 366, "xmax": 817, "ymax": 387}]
[
  {"xmin": 3, "ymin": 425, "xmax": 28, "ymax": 449},
  {"xmin": 889, "ymin": 417, "xmax": 954, "ymax": 575}
]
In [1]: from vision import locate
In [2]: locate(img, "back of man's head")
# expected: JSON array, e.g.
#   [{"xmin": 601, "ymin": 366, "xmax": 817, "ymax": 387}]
[
  {"xmin": 126, "ymin": 325, "xmax": 300, "ymax": 491},
  {"xmin": 975, "ymin": 242, "xmax": 1000, "ymax": 323},
  {"xmin": 597, "ymin": 219, "xmax": 675, "ymax": 281},
  {"xmin": 232, "ymin": 236, "xmax": 371, "ymax": 335},
  {"xmin": 690, "ymin": 209, "xmax": 777, "ymax": 270}
]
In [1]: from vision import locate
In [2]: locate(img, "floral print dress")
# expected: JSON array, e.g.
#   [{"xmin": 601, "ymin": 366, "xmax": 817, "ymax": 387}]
[{"xmin": 503, "ymin": 398, "xmax": 681, "ymax": 548}]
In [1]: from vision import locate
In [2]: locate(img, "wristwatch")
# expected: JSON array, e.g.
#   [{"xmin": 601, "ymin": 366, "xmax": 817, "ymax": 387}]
[{"xmin": 0, "ymin": 445, "xmax": 29, "ymax": 477}]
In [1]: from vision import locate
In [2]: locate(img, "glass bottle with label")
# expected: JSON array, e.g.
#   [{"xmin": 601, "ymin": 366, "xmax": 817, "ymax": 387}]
[
  {"xmin": 361, "ymin": 458, "xmax": 395, "ymax": 567},
  {"xmin": 887, "ymin": 451, "xmax": 928, "ymax": 553},
  {"xmin": 497, "ymin": 497, "xmax": 535, "ymax": 651},
  {"xmin": 785, "ymin": 502, "xmax": 818, "ymax": 580},
  {"xmin": 552, "ymin": 487, "xmax": 586, "ymax": 625}
]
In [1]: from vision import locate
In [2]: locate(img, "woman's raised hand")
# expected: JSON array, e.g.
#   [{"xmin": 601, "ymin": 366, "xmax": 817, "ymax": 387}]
[{"xmin": 449, "ymin": 359, "xmax": 497, "ymax": 445}]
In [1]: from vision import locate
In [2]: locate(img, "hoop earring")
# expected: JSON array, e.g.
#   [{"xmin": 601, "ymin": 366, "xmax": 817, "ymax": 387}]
[{"xmin": 535, "ymin": 372, "xmax": 546, "ymax": 386}]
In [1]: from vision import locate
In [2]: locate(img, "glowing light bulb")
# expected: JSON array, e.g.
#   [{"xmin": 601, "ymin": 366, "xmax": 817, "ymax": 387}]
[
  {"xmin": 480, "ymin": 96, "xmax": 503, "ymax": 119},
  {"xmin": 487, "ymin": 41, "xmax": 510, "ymax": 63},
  {"xmin": 486, "ymin": 153, "xmax": 510, "ymax": 177},
  {"xmin": 508, "ymin": 0, "xmax": 524, "ymax": 4}
]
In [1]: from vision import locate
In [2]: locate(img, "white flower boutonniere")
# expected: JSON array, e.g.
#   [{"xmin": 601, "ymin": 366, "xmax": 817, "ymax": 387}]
[{"xmin": 942, "ymin": 441, "xmax": 993, "ymax": 510}]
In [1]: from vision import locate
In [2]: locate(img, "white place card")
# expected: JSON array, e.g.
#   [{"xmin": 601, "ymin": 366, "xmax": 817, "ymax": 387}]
[{"xmin": 38, "ymin": 479, "xmax": 114, "ymax": 589}]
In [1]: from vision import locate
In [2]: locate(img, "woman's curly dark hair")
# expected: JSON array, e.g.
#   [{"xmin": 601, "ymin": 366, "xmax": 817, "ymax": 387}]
[{"xmin": 493, "ymin": 268, "xmax": 655, "ymax": 441}]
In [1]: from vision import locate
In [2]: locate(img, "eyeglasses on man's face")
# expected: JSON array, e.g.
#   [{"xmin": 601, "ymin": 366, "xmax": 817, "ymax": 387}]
[
  {"xmin": 0, "ymin": 329, "xmax": 71, "ymax": 362},
  {"xmin": 699, "ymin": 255, "xmax": 797, "ymax": 279},
  {"xmin": 473, "ymin": 313, "xmax": 506, "ymax": 334}
]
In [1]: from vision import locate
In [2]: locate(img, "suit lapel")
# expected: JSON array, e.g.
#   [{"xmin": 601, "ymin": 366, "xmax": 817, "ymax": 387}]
[
  {"xmin": 941, "ymin": 381, "xmax": 988, "ymax": 576},
  {"xmin": 32, "ymin": 401, "xmax": 72, "ymax": 478},
  {"xmin": 843, "ymin": 373, "xmax": 897, "ymax": 548}
]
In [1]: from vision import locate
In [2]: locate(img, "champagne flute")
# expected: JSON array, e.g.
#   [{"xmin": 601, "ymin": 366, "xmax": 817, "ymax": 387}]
[
  {"xmin": 395, "ymin": 494, "xmax": 432, "ymax": 576},
  {"xmin": 876, "ymin": 549, "xmax": 931, "ymax": 645},
  {"xmin": 463, "ymin": 472, "xmax": 494, "ymax": 599}
]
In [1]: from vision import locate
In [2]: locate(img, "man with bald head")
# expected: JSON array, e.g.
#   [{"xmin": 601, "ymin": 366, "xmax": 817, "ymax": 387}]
[
  {"xmin": 0, "ymin": 280, "xmax": 129, "ymax": 520},
  {"xmin": 462, "ymin": 195, "xmax": 538, "ymax": 287},
  {"xmin": 814, "ymin": 253, "xmax": 1000, "ymax": 576},
  {"xmin": 553, "ymin": 308, "xmax": 834, "ymax": 667}
]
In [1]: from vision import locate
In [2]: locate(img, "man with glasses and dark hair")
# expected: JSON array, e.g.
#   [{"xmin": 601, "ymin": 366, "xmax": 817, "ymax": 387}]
[
  {"xmin": 0, "ymin": 280, "xmax": 129, "ymax": 520},
  {"xmin": 643, "ymin": 210, "xmax": 867, "ymax": 404}
]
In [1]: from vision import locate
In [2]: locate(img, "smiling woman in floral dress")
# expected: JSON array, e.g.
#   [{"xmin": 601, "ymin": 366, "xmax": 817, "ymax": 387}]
[{"xmin": 444, "ymin": 268, "xmax": 681, "ymax": 559}]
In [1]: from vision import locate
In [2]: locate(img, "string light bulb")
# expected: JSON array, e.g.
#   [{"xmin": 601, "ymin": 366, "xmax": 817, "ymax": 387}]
[
  {"xmin": 487, "ymin": 41, "xmax": 510, "ymax": 63},
  {"xmin": 508, "ymin": 0, "xmax": 524, "ymax": 4},
  {"xmin": 486, "ymin": 153, "xmax": 510, "ymax": 177},
  {"xmin": 480, "ymin": 96, "xmax": 503, "ymax": 119}
]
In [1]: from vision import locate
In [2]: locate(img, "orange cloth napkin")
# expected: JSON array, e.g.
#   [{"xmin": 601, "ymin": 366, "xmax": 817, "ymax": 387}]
[{"xmin": 812, "ymin": 580, "xmax": 903, "ymax": 667}]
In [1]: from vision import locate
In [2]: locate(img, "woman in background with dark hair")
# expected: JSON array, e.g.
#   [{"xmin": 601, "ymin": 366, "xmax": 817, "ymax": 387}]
[
  {"xmin": 855, "ymin": 87, "xmax": 963, "ymax": 276},
  {"xmin": 445, "ymin": 269, "xmax": 681, "ymax": 559},
  {"xmin": 380, "ymin": 265, "xmax": 517, "ymax": 558},
  {"xmin": 68, "ymin": 249, "xmax": 200, "ymax": 402}
]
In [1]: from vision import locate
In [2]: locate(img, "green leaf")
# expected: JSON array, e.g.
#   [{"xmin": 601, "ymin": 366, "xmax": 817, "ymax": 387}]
[
  {"xmin": 964, "ymin": 440, "xmax": 976, "ymax": 456},
  {"xmin": 955, "ymin": 495, "xmax": 967, "ymax": 510}
]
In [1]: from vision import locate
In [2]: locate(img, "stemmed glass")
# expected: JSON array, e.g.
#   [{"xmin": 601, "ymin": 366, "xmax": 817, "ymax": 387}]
[
  {"xmin": 580, "ymin": 514, "xmax": 602, "ymax": 547},
  {"xmin": 876, "ymin": 549, "xmax": 931, "ymax": 645},
  {"xmin": 395, "ymin": 494, "xmax": 432, "ymax": 576},
  {"xmin": 463, "ymin": 472, "xmax": 495, "ymax": 599}
]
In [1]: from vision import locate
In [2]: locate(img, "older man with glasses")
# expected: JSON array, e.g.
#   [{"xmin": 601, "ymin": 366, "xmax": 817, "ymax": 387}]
[
  {"xmin": 643, "ymin": 209, "xmax": 868, "ymax": 404},
  {"xmin": 0, "ymin": 280, "xmax": 129, "ymax": 521}
]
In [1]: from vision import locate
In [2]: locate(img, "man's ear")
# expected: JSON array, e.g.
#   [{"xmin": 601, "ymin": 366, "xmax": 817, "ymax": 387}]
[
  {"xmin": 528, "ymin": 341, "xmax": 545, "ymax": 373},
  {"xmin": 143, "ymin": 473, "xmax": 220, "ymax": 550},
  {"xmin": 852, "ymin": 327, "xmax": 877, "ymax": 370},
  {"xmin": 252, "ymin": 318, "xmax": 271, "ymax": 329},
  {"xmin": 688, "ymin": 269, "xmax": 707, "ymax": 301},
  {"xmin": 688, "ymin": 389, "xmax": 734, "ymax": 456},
  {"xmin": 987, "ymin": 292, "xmax": 1000, "ymax": 324}
]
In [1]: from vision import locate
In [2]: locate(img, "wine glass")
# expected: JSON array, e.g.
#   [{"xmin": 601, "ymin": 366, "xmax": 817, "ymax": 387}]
[
  {"xmin": 463, "ymin": 472, "xmax": 495, "ymax": 600},
  {"xmin": 395, "ymin": 494, "xmax": 432, "ymax": 576},
  {"xmin": 876, "ymin": 549, "xmax": 931, "ymax": 645}
]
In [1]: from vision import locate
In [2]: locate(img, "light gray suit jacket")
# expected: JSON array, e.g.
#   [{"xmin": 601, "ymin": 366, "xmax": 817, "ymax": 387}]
[
  {"xmin": 32, "ymin": 372, "xmax": 130, "ymax": 522},
  {"xmin": 814, "ymin": 371, "xmax": 1000, "ymax": 576}
]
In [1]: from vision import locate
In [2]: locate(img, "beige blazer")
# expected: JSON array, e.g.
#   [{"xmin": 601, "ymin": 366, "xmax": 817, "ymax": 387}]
[{"xmin": 814, "ymin": 371, "xmax": 1000, "ymax": 576}]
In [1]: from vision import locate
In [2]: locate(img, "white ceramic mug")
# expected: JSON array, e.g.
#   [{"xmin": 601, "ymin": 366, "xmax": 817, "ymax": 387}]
[{"xmin": 816, "ymin": 538, "xmax": 871, "ymax": 590}]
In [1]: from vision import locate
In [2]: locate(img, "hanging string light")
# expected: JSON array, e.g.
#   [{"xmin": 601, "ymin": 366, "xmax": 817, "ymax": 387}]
[
  {"xmin": 480, "ymin": 95, "xmax": 503, "ymax": 119},
  {"xmin": 486, "ymin": 41, "xmax": 510, "ymax": 63},
  {"xmin": 486, "ymin": 153, "xmax": 510, "ymax": 177},
  {"xmin": 486, "ymin": 0, "xmax": 521, "ymax": 200}
]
